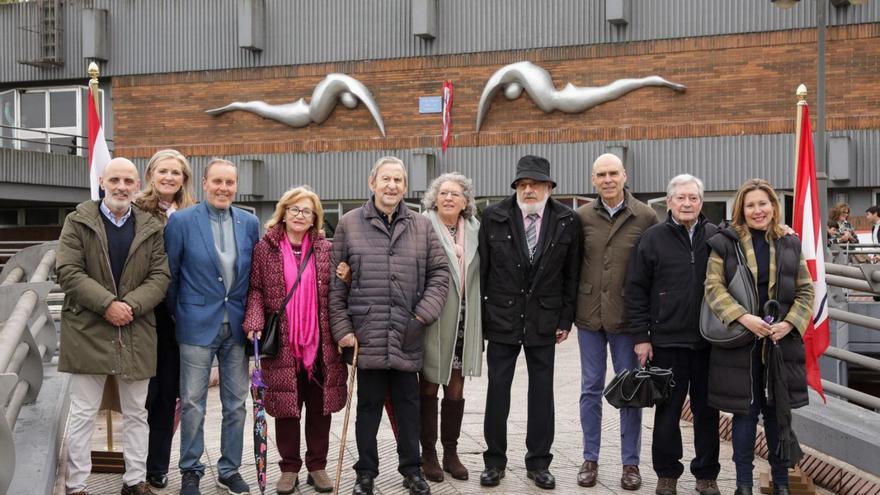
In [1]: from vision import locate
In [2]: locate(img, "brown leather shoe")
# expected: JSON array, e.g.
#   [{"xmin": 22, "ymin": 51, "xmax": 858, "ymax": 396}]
[
  {"xmin": 577, "ymin": 460, "xmax": 598, "ymax": 487},
  {"xmin": 621, "ymin": 465, "xmax": 642, "ymax": 491},
  {"xmin": 656, "ymin": 477, "xmax": 677, "ymax": 495},
  {"xmin": 120, "ymin": 482, "xmax": 155, "ymax": 495},
  {"xmin": 695, "ymin": 479, "xmax": 720, "ymax": 495}
]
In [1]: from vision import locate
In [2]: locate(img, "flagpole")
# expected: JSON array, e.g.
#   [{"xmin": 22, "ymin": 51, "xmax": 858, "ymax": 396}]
[
  {"xmin": 794, "ymin": 84, "xmax": 807, "ymax": 189},
  {"xmin": 88, "ymin": 60, "xmax": 116, "ymax": 452}
]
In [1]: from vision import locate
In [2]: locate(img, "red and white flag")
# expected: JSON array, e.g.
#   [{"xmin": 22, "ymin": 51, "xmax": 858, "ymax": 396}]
[
  {"xmin": 441, "ymin": 81, "xmax": 453, "ymax": 153},
  {"xmin": 792, "ymin": 102, "xmax": 830, "ymax": 402},
  {"xmin": 87, "ymin": 88, "xmax": 111, "ymax": 200}
]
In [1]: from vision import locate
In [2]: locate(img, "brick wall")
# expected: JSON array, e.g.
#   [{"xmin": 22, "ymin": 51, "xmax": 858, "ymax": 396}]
[{"xmin": 113, "ymin": 24, "xmax": 880, "ymax": 159}]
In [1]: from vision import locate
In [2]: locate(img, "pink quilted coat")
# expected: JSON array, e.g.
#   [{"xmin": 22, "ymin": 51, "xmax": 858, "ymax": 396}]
[{"xmin": 243, "ymin": 225, "xmax": 348, "ymax": 418}]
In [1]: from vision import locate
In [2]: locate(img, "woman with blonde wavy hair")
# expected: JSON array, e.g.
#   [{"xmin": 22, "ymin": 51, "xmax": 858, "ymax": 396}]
[
  {"xmin": 135, "ymin": 149, "xmax": 196, "ymax": 218},
  {"xmin": 133, "ymin": 149, "xmax": 196, "ymax": 489},
  {"xmin": 704, "ymin": 179, "xmax": 814, "ymax": 495}
]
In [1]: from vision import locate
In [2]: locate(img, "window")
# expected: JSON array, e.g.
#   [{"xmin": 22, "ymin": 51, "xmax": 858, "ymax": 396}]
[
  {"xmin": 0, "ymin": 207, "xmax": 66, "ymax": 227},
  {"xmin": 25, "ymin": 208, "xmax": 61, "ymax": 226},
  {"xmin": 1, "ymin": 86, "xmax": 104, "ymax": 156}
]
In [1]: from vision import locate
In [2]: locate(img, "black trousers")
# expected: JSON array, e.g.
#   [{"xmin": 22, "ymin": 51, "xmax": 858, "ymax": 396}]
[
  {"xmin": 353, "ymin": 369, "xmax": 421, "ymax": 477},
  {"xmin": 483, "ymin": 341, "xmax": 555, "ymax": 471},
  {"xmin": 651, "ymin": 346, "xmax": 721, "ymax": 480},
  {"xmin": 145, "ymin": 304, "xmax": 180, "ymax": 476}
]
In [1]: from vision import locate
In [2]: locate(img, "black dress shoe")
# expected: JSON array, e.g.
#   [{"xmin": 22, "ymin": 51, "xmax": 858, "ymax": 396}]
[
  {"xmin": 402, "ymin": 473, "xmax": 431, "ymax": 495},
  {"xmin": 479, "ymin": 467, "xmax": 505, "ymax": 487},
  {"xmin": 734, "ymin": 486, "xmax": 753, "ymax": 495},
  {"xmin": 352, "ymin": 472, "xmax": 374, "ymax": 495},
  {"xmin": 146, "ymin": 473, "xmax": 168, "ymax": 489},
  {"xmin": 527, "ymin": 469, "xmax": 556, "ymax": 490}
]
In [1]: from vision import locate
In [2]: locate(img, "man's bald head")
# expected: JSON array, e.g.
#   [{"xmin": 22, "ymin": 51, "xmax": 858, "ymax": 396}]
[
  {"xmin": 591, "ymin": 153, "xmax": 628, "ymax": 205},
  {"xmin": 591, "ymin": 153, "xmax": 623, "ymax": 174},
  {"xmin": 100, "ymin": 157, "xmax": 141, "ymax": 215},
  {"xmin": 103, "ymin": 157, "xmax": 139, "ymax": 178}
]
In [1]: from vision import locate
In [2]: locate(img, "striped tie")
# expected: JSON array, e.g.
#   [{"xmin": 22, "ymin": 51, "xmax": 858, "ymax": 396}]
[{"xmin": 526, "ymin": 213, "xmax": 539, "ymax": 261}]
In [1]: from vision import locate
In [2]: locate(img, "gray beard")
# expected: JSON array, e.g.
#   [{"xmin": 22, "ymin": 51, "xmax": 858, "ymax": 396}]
[
  {"xmin": 517, "ymin": 196, "xmax": 549, "ymax": 216},
  {"xmin": 104, "ymin": 196, "xmax": 132, "ymax": 213}
]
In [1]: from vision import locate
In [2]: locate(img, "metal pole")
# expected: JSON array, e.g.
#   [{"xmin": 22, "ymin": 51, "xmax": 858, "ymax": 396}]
[
  {"xmin": 28, "ymin": 250, "xmax": 55, "ymax": 283},
  {"xmin": 0, "ymin": 290, "xmax": 38, "ymax": 372},
  {"xmin": 821, "ymin": 379, "xmax": 880, "ymax": 411},
  {"xmin": 824, "ymin": 345, "xmax": 880, "ymax": 373},
  {"xmin": 1, "ymin": 266, "xmax": 24, "ymax": 286},
  {"xmin": 816, "ymin": 0, "xmax": 829, "ymax": 242},
  {"xmin": 829, "ymin": 307, "xmax": 880, "ymax": 331}
]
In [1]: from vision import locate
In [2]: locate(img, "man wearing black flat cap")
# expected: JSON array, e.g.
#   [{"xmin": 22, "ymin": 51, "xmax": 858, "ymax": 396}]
[{"xmin": 478, "ymin": 155, "xmax": 582, "ymax": 490}]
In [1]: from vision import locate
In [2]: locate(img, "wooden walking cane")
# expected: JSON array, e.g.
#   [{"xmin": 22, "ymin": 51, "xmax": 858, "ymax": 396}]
[{"xmin": 334, "ymin": 340, "xmax": 359, "ymax": 495}]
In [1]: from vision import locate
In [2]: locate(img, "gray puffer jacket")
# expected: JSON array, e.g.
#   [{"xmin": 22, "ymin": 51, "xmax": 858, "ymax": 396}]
[{"xmin": 329, "ymin": 200, "xmax": 449, "ymax": 371}]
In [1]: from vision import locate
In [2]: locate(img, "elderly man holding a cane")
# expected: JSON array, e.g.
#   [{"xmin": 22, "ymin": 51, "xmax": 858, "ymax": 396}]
[{"xmin": 330, "ymin": 156, "xmax": 449, "ymax": 495}]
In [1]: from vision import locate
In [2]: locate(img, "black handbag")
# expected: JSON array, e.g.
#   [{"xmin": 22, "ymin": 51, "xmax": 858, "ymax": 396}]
[
  {"xmin": 699, "ymin": 242, "xmax": 757, "ymax": 349},
  {"xmin": 603, "ymin": 366, "xmax": 675, "ymax": 409},
  {"xmin": 246, "ymin": 247, "xmax": 314, "ymax": 358}
]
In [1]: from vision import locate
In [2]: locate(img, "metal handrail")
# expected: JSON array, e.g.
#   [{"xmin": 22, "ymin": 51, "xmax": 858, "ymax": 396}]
[
  {"xmin": 823, "ymin": 346, "xmax": 880, "ymax": 373},
  {"xmin": 0, "ymin": 243, "xmax": 58, "ymax": 494},
  {"xmin": 821, "ymin": 380, "xmax": 880, "ymax": 411}
]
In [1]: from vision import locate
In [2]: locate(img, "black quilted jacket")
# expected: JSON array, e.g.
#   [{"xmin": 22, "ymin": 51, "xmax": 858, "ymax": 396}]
[{"xmin": 329, "ymin": 199, "xmax": 449, "ymax": 371}]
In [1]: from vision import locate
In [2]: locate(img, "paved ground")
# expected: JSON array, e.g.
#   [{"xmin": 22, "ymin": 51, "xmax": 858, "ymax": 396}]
[{"xmin": 78, "ymin": 340, "xmax": 830, "ymax": 495}]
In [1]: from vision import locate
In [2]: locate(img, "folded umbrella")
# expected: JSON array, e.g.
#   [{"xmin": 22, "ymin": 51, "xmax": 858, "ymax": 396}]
[
  {"xmin": 251, "ymin": 337, "xmax": 268, "ymax": 494},
  {"xmin": 763, "ymin": 300, "xmax": 804, "ymax": 468}
]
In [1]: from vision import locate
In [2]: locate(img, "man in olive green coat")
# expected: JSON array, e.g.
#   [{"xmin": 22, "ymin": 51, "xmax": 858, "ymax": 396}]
[
  {"xmin": 575, "ymin": 153, "xmax": 659, "ymax": 491},
  {"xmin": 57, "ymin": 158, "xmax": 170, "ymax": 495}
]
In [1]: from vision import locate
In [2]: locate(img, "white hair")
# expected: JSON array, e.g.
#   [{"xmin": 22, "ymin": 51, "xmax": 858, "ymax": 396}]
[
  {"xmin": 666, "ymin": 174, "xmax": 704, "ymax": 200},
  {"xmin": 421, "ymin": 172, "xmax": 477, "ymax": 218}
]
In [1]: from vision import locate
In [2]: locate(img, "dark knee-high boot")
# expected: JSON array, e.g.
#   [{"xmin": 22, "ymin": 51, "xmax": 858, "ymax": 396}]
[
  {"xmin": 441, "ymin": 398, "xmax": 468, "ymax": 480},
  {"xmin": 420, "ymin": 395, "xmax": 443, "ymax": 482}
]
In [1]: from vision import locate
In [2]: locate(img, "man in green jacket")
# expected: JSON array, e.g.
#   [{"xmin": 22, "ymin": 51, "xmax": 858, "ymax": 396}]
[
  {"xmin": 56, "ymin": 158, "xmax": 170, "ymax": 495},
  {"xmin": 575, "ymin": 153, "xmax": 659, "ymax": 491}
]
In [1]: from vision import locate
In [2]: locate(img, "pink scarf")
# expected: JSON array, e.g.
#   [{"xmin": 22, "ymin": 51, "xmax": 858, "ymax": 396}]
[{"xmin": 279, "ymin": 233, "xmax": 320, "ymax": 377}]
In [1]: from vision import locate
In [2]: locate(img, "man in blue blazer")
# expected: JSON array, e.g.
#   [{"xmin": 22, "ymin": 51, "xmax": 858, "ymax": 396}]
[{"xmin": 165, "ymin": 158, "xmax": 260, "ymax": 495}]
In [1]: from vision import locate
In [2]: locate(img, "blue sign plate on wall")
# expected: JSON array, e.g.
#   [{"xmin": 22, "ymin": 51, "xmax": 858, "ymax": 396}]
[{"xmin": 419, "ymin": 96, "xmax": 443, "ymax": 114}]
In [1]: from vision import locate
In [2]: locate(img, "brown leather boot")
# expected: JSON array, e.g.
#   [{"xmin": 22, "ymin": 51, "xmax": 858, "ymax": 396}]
[
  {"xmin": 420, "ymin": 395, "xmax": 443, "ymax": 482},
  {"xmin": 441, "ymin": 397, "xmax": 469, "ymax": 480}
]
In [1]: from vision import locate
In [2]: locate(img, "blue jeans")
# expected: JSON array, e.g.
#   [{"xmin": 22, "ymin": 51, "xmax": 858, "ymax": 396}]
[
  {"xmin": 731, "ymin": 351, "xmax": 788, "ymax": 488},
  {"xmin": 577, "ymin": 327, "xmax": 641, "ymax": 465},
  {"xmin": 178, "ymin": 323, "xmax": 248, "ymax": 478}
]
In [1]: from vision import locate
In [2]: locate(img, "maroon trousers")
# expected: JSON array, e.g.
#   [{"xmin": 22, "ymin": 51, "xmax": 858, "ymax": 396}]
[{"xmin": 275, "ymin": 371, "xmax": 332, "ymax": 473}]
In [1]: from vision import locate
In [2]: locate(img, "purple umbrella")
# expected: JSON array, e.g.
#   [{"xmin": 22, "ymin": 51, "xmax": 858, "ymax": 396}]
[{"xmin": 251, "ymin": 337, "xmax": 268, "ymax": 494}]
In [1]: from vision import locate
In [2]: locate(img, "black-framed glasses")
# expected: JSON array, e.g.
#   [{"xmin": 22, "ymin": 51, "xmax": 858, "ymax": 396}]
[{"xmin": 286, "ymin": 206, "xmax": 314, "ymax": 218}]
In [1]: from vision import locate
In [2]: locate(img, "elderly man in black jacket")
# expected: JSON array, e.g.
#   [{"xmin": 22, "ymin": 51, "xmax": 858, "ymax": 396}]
[
  {"xmin": 624, "ymin": 174, "xmax": 721, "ymax": 495},
  {"xmin": 478, "ymin": 155, "xmax": 582, "ymax": 490}
]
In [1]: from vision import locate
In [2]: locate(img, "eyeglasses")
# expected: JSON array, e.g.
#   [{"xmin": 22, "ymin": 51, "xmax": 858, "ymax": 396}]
[
  {"xmin": 438, "ymin": 190, "xmax": 463, "ymax": 199},
  {"xmin": 286, "ymin": 206, "xmax": 314, "ymax": 218}
]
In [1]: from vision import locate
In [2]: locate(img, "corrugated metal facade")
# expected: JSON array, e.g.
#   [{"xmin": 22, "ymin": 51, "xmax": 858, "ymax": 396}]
[
  {"xmin": 2, "ymin": 130, "xmax": 873, "ymax": 204},
  {"xmin": 2, "ymin": 0, "xmax": 879, "ymax": 83},
  {"xmin": 0, "ymin": 147, "xmax": 88, "ymax": 188},
  {"xmin": 121, "ymin": 130, "xmax": 879, "ymax": 203}
]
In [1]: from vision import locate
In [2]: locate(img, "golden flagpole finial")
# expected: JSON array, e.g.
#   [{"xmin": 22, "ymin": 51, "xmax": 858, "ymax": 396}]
[
  {"xmin": 87, "ymin": 61, "xmax": 101, "ymax": 113},
  {"xmin": 88, "ymin": 61, "xmax": 100, "ymax": 84},
  {"xmin": 796, "ymin": 84, "xmax": 808, "ymax": 104}
]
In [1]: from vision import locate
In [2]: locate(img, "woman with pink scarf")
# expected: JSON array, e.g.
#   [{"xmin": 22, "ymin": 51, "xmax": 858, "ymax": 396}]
[{"xmin": 243, "ymin": 186, "xmax": 347, "ymax": 494}]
